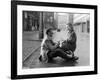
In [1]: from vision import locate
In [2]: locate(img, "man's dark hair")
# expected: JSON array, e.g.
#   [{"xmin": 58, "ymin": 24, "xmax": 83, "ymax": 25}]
[{"xmin": 46, "ymin": 28, "xmax": 53, "ymax": 35}]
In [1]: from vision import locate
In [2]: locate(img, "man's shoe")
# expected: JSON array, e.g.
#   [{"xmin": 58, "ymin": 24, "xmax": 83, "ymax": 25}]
[
  {"xmin": 66, "ymin": 50, "xmax": 74, "ymax": 55},
  {"xmin": 65, "ymin": 56, "xmax": 79, "ymax": 61},
  {"xmin": 39, "ymin": 55, "xmax": 42, "ymax": 61}
]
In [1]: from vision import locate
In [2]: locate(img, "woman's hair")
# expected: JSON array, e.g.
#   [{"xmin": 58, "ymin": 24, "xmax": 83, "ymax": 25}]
[
  {"xmin": 67, "ymin": 23, "xmax": 73, "ymax": 27},
  {"xmin": 67, "ymin": 23, "xmax": 74, "ymax": 32}
]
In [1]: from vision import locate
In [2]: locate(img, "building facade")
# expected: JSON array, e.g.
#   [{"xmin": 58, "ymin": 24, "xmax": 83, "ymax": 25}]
[
  {"xmin": 23, "ymin": 11, "xmax": 89, "ymax": 40},
  {"xmin": 73, "ymin": 14, "xmax": 90, "ymax": 33}
]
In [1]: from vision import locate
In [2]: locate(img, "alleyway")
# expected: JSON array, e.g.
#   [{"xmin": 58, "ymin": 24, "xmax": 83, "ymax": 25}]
[{"xmin": 22, "ymin": 31, "xmax": 90, "ymax": 69}]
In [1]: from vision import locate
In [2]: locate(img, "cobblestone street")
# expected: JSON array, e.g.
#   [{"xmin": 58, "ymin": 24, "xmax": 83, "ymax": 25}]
[{"xmin": 22, "ymin": 31, "xmax": 90, "ymax": 69}]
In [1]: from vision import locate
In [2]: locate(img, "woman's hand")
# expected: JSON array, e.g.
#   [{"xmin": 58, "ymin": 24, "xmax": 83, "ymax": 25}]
[{"xmin": 56, "ymin": 41, "xmax": 60, "ymax": 48}]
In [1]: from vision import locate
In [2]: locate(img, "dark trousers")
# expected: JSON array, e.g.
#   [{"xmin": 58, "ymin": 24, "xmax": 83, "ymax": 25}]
[{"xmin": 47, "ymin": 48, "xmax": 70, "ymax": 60}]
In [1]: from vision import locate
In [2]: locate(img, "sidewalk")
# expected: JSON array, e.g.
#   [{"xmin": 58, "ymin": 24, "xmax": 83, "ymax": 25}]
[
  {"xmin": 22, "ymin": 31, "xmax": 41, "ymax": 62},
  {"xmin": 22, "ymin": 40, "xmax": 41, "ymax": 62},
  {"xmin": 75, "ymin": 32, "xmax": 90, "ymax": 66},
  {"xmin": 23, "ymin": 31, "xmax": 40, "ymax": 41},
  {"xmin": 23, "ymin": 32, "xmax": 90, "ymax": 68}
]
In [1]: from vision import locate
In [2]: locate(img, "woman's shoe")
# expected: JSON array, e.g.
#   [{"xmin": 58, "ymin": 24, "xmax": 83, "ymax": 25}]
[{"xmin": 71, "ymin": 56, "xmax": 79, "ymax": 61}]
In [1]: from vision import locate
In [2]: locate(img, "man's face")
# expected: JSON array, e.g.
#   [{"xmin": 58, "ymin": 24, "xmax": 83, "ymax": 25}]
[{"xmin": 48, "ymin": 30, "xmax": 53, "ymax": 37}]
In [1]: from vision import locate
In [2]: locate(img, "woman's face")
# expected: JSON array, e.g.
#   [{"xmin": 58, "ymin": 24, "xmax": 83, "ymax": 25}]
[{"xmin": 68, "ymin": 24, "xmax": 74, "ymax": 32}]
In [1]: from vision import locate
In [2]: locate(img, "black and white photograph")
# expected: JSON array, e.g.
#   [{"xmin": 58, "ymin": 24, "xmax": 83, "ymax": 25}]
[
  {"xmin": 22, "ymin": 11, "xmax": 90, "ymax": 68},
  {"xmin": 11, "ymin": 1, "xmax": 97, "ymax": 79}
]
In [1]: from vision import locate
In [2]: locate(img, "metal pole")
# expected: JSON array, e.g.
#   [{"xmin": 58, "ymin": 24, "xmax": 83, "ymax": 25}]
[{"xmin": 39, "ymin": 12, "xmax": 44, "ymax": 39}]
